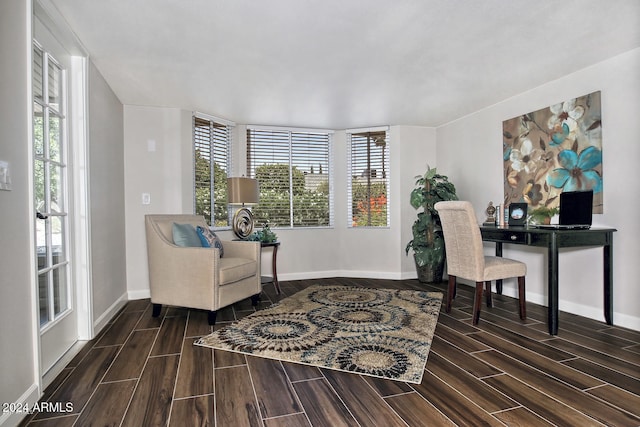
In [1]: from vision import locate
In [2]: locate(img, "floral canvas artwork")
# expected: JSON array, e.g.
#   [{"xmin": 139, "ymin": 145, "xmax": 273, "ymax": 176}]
[{"xmin": 503, "ymin": 91, "xmax": 602, "ymax": 213}]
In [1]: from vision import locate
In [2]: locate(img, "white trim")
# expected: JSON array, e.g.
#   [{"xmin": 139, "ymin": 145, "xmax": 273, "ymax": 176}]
[
  {"xmin": 0, "ymin": 383, "xmax": 39, "ymax": 427},
  {"xmin": 193, "ymin": 110, "xmax": 236, "ymax": 127},
  {"xmin": 247, "ymin": 124, "xmax": 335, "ymax": 134},
  {"xmin": 93, "ymin": 292, "xmax": 128, "ymax": 334},
  {"xmin": 610, "ymin": 311, "xmax": 640, "ymax": 333},
  {"xmin": 453, "ymin": 276, "xmax": 640, "ymax": 332},
  {"xmin": 70, "ymin": 55, "xmax": 93, "ymax": 341},
  {"xmin": 128, "ymin": 289, "xmax": 152, "ymax": 300},
  {"xmin": 328, "ymin": 134, "xmax": 335, "ymax": 227},
  {"xmin": 276, "ymin": 270, "xmax": 407, "ymax": 282},
  {"xmin": 34, "ymin": 0, "xmax": 89, "ymax": 56},
  {"xmin": 42, "ymin": 340, "xmax": 85, "ymax": 388},
  {"xmin": 26, "ymin": 0, "xmax": 43, "ymax": 410},
  {"xmin": 345, "ymin": 125, "xmax": 390, "ymax": 134}
]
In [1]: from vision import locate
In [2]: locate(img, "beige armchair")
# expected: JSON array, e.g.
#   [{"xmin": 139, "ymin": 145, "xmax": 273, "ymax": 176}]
[{"xmin": 145, "ymin": 214, "xmax": 261, "ymax": 325}]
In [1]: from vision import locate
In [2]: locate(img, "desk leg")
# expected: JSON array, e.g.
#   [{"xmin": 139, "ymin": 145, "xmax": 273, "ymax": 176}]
[
  {"xmin": 548, "ymin": 233, "xmax": 559, "ymax": 335},
  {"xmin": 604, "ymin": 240, "xmax": 613, "ymax": 325},
  {"xmin": 495, "ymin": 242, "xmax": 503, "ymax": 294},
  {"xmin": 272, "ymin": 244, "xmax": 281, "ymax": 294}
]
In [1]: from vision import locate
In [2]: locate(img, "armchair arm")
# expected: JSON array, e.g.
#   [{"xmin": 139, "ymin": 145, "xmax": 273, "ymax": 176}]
[{"xmin": 222, "ymin": 240, "xmax": 260, "ymax": 260}]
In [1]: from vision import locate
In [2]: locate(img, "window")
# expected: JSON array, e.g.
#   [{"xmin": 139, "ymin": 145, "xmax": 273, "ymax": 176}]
[
  {"xmin": 193, "ymin": 114, "xmax": 233, "ymax": 227},
  {"xmin": 246, "ymin": 127, "xmax": 332, "ymax": 228},
  {"xmin": 33, "ymin": 42, "xmax": 71, "ymax": 326},
  {"xmin": 347, "ymin": 128, "xmax": 390, "ymax": 227}
]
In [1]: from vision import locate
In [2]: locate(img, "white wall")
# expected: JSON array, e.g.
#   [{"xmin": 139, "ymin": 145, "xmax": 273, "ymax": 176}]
[
  {"xmin": 437, "ymin": 48, "xmax": 640, "ymax": 330},
  {"xmin": 123, "ymin": 106, "xmax": 192, "ymax": 298},
  {"xmin": 0, "ymin": 2, "xmax": 40, "ymax": 426},
  {"xmin": 270, "ymin": 127, "xmax": 436, "ymax": 280},
  {"xmin": 336, "ymin": 127, "xmax": 438, "ymax": 279},
  {"xmin": 395, "ymin": 126, "xmax": 438, "ymax": 277},
  {"xmin": 88, "ymin": 62, "xmax": 128, "ymax": 321},
  {"xmin": 122, "ymin": 112, "xmax": 436, "ymax": 296}
]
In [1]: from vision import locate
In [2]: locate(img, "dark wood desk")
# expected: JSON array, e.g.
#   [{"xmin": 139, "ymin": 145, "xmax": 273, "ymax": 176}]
[
  {"xmin": 260, "ymin": 241, "xmax": 281, "ymax": 294},
  {"xmin": 480, "ymin": 225, "xmax": 616, "ymax": 335}
]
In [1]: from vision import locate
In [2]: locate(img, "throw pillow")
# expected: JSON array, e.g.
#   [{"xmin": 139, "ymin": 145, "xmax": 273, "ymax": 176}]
[
  {"xmin": 196, "ymin": 226, "xmax": 224, "ymax": 257},
  {"xmin": 172, "ymin": 223, "xmax": 202, "ymax": 247}
]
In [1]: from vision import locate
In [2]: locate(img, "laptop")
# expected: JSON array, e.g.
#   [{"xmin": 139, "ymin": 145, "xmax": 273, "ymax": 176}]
[{"xmin": 532, "ymin": 190, "xmax": 594, "ymax": 230}]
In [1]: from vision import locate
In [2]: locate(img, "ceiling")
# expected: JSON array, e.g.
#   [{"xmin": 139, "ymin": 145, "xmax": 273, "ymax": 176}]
[{"xmin": 48, "ymin": 0, "xmax": 640, "ymax": 130}]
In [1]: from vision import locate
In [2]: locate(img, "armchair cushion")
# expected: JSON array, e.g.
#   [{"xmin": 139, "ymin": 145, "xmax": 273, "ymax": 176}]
[
  {"xmin": 219, "ymin": 257, "xmax": 257, "ymax": 284},
  {"xmin": 172, "ymin": 223, "xmax": 202, "ymax": 247},
  {"xmin": 196, "ymin": 225, "xmax": 224, "ymax": 257}
]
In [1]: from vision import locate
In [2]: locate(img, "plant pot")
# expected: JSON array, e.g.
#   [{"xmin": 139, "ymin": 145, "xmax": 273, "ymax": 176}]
[
  {"xmin": 529, "ymin": 215, "xmax": 552, "ymax": 225},
  {"xmin": 414, "ymin": 256, "xmax": 445, "ymax": 283}
]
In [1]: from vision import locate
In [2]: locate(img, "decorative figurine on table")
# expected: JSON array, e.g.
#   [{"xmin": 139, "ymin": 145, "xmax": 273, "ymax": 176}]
[{"xmin": 483, "ymin": 202, "xmax": 497, "ymax": 225}]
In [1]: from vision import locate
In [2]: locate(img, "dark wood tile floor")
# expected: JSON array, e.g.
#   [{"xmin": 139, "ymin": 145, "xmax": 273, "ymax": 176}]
[{"xmin": 20, "ymin": 277, "xmax": 640, "ymax": 426}]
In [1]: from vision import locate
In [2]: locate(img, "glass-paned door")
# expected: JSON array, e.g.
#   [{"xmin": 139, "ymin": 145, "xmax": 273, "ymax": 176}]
[{"xmin": 33, "ymin": 43, "xmax": 72, "ymax": 335}]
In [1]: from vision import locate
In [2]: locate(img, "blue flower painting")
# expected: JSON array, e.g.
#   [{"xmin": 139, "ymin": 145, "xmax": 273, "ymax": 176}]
[{"xmin": 502, "ymin": 91, "xmax": 603, "ymax": 213}]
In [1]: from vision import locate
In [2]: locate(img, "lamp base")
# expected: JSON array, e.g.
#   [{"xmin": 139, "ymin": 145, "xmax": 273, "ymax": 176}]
[{"xmin": 232, "ymin": 207, "xmax": 255, "ymax": 239}]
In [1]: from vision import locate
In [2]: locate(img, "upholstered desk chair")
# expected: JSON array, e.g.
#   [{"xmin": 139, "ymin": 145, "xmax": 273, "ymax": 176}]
[
  {"xmin": 145, "ymin": 214, "xmax": 261, "ymax": 325},
  {"xmin": 434, "ymin": 201, "xmax": 526, "ymax": 324}
]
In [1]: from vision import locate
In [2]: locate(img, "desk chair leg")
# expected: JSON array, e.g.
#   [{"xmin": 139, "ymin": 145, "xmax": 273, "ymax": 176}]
[
  {"xmin": 473, "ymin": 281, "xmax": 484, "ymax": 325},
  {"xmin": 485, "ymin": 281, "xmax": 492, "ymax": 307},
  {"xmin": 446, "ymin": 275, "xmax": 456, "ymax": 313},
  {"xmin": 518, "ymin": 276, "xmax": 527, "ymax": 320}
]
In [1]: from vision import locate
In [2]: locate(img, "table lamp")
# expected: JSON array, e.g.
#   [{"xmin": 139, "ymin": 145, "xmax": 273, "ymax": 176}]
[{"xmin": 227, "ymin": 177, "xmax": 259, "ymax": 239}]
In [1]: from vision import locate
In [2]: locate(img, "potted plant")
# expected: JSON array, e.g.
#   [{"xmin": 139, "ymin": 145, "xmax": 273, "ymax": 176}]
[
  {"xmin": 247, "ymin": 222, "xmax": 278, "ymax": 243},
  {"xmin": 528, "ymin": 206, "xmax": 559, "ymax": 225},
  {"xmin": 405, "ymin": 167, "xmax": 458, "ymax": 283}
]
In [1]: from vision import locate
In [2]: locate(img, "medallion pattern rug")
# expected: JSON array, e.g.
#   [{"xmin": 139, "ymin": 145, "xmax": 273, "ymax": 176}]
[{"xmin": 195, "ymin": 285, "xmax": 443, "ymax": 384}]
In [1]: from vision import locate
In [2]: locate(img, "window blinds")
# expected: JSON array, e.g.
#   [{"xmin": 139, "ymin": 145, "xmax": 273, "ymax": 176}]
[
  {"xmin": 347, "ymin": 130, "xmax": 390, "ymax": 227},
  {"xmin": 193, "ymin": 115, "xmax": 233, "ymax": 227},
  {"xmin": 246, "ymin": 127, "xmax": 332, "ymax": 228}
]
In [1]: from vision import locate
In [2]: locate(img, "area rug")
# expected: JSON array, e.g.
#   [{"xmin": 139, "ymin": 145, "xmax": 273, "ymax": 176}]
[{"xmin": 195, "ymin": 285, "xmax": 442, "ymax": 384}]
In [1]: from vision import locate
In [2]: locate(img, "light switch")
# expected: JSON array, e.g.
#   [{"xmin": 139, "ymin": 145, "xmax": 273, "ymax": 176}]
[
  {"xmin": 147, "ymin": 139, "xmax": 156, "ymax": 152},
  {"xmin": 142, "ymin": 193, "xmax": 151, "ymax": 205},
  {"xmin": 0, "ymin": 160, "xmax": 11, "ymax": 191}
]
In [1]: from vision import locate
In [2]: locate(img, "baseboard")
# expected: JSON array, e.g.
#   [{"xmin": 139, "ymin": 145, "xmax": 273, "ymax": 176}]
[
  {"xmin": 278, "ymin": 270, "xmax": 408, "ymax": 281},
  {"xmin": 0, "ymin": 383, "xmax": 39, "ymax": 427},
  {"xmin": 611, "ymin": 312, "xmax": 640, "ymax": 332},
  {"xmin": 528, "ymin": 290, "xmax": 640, "ymax": 332},
  {"xmin": 42, "ymin": 341, "xmax": 87, "ymax": 389},
  {"xmin": 93, "ymin": 292, "xmax": 128, "ymax": 336},
  {"xmin": 400, "ymin": 271, "xmax": 419, "ymax": 280},
  {"xmin": 123, "ymin": 273, "xmax": 640, "ymax": 331},
  {"xmin": 127, "ymin": 289, "xmax": 150, "ymax": 300},
  {"xmin": 458, "ymin": 279, "xmax": 640, "ymax": 332}
]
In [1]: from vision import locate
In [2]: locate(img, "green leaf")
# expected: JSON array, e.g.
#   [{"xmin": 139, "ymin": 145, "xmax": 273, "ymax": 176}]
[
  {"xmin": 425, "ymin": 167, "xmax": 437, "ymax": 180},
  {"xmin": 409, "ymin": 188, "xmax": 425, "ymax": 209}
]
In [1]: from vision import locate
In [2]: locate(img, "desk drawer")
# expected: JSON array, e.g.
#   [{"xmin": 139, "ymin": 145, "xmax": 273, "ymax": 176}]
[
  {"xmin": 504, "ymin": 231, "xmax": 528, "ymax": 244},
  {"xmin": 481, "ymin": 228, "xmax": 529, "ymax": 244}
]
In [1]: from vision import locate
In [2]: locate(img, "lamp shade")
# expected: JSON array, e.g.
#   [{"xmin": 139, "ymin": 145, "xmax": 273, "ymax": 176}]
[{"xmin": 227, "ymin": 177, "xmax": 259, "ymax": 205}]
